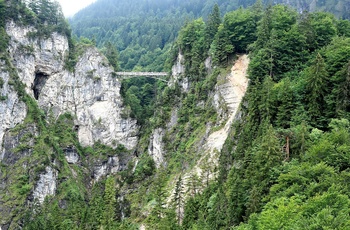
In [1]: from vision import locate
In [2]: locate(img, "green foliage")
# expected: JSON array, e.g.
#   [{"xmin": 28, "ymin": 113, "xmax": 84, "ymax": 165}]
[
  {"xmin": 0, "ymin": 27, "xmax": 8, "ymax": 53},
  {"xmin": 121, "ymin": 77, "xmax": 163, "ymax": 125},
  {"xmin": 223, "ymin": 8, "xmax": 257, "ymax": 53},
  {"xmin": 178, "ymin": 4, "xmax": 350, "ymax": 230},
  {"xmin": 102, "ymin": 41, "xmax": 119, "ymax": 71},
  {"xmin": 3, "ymin": 0, "xmax": 350, "ymax": 229},
  {"xmin": 211, "ymin": 24, "xmax": 234, "ymax": 65},
  {"xmin": 178, "ymin": 18, "xmax": 206, "ymax": 80},
  {"xmin": 103, "ymin": 176, "xmax": 117, "ymax": 228},
  {"xmin": 64, "ymin": 36, "xmax": 96, "ymax": 72},
  {"xmin": 311, "ymin": 12, "xmax": 337, "ymax": 48},
  {"xmin": 0, "ymin": 0, "xmax": 8, "ymax": 54},
  {"xmin": 133, "ymin": 154, "xmax": 155, "ymax": 182},
  {"xmin": 204, "ymin": 4, "xmax": 221, "ymax": 48},
  {"xmin": 304, "ymin": 53, "xmax": 329, "ymax": 127},
  {"xmin": 69, "ymin": 0, "xmax": 244, "ymax": 72}
]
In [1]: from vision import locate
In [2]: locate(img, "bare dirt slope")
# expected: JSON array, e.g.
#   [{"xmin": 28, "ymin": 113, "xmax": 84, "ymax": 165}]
[
  {"xmin": 168, "ymin": 54, "xmax": 250, "ymax": 210},
  {"xmin": 204, "ymin": 54, "xmax": 249, "ymax": 160}
]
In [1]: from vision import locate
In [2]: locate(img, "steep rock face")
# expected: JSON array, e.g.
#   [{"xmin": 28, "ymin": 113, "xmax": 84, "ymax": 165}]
[
  {"xmin": 32, "ymin": 167, "xmax": 58, "ymax": 204},
  {"xmin": 38, "ymin": 48, "xmax": 138, "ymax": 149},
  {"xmin": 64, "ymin": 146, "xmax": 80, "ymax": 164},
  {"xmin": 0, "ymin": 124, "xmax": 38, "ymax": 229},
  {"xmin": 205, "ymin": 54, "xmax": 249, "ymax": 159},
  {"xmin": 93, "ymin": 154, "xmax": 130, "ymax": 182},
  {"xmin": 195, "ymin": 55, "xmax": 249, "ymax": 176},
  {"xmin": 6, "ymin": 21, "xmax": 68, "ymax": 95},
  {"xmin": 148, "ymin": 128, "xmax": 165, "ymax": 168},
  {"xmin": 4, "ymin": 21, "xmax": 138, "ymax": 150},
  {"xmin": 1, "ymin": 124, "xmax": 37, "ymax": 165},
  {"xmin": 0, "ymin": 21, "xmax": 138, "ymax": 229},
  {"xmin": 167, "ymin": 55, "xmax": 250, "ymax": 209},
  {"xmin": 0, "ymin": 65, "xmax": 27, "ymax": 159},
  {"xmin": 169, "ymin": 53, "xmax": 189, "ymax": 92},
  {"xmin": 213, "ymin": 55, "xmax": 249, "ymax": 124},
  {"xmin": 148, "ymin": 52, "xmax": 187, "ymax": 167}
]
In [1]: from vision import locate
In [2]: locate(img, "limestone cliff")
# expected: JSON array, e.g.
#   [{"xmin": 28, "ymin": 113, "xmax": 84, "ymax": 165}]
[
  {"xmin": 4, "ymin": 21, "xmax": 138, "ymax": 151},
  {"xmin": 0, "ymin": 21, "xmax": 138, "ymax": 229}
]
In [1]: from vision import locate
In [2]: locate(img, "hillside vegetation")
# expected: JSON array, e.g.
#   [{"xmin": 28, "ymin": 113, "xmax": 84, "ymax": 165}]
[
  {"xmin": 70, "ymin": 0, "xmax": 350, "ymax": 72},
  {"xmin": 69, "ymin": 0, "xmax": 350, "ymax": 128},
  {"xmin": 1, "ymin": 0, "xmax": 350, "ymax": 229},
  {"xmin": 70, "ymin": 1, "xmax": 350, "ymax": 229},
  {"xmin": 177, "ymin": 3, "xmax": 350, "ymax": 230}
]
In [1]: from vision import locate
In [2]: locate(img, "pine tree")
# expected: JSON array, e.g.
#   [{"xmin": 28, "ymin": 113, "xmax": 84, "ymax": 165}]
[
  {"xmin": 211, "ymin": 24, "xmax": 234, "ymax": 65},
  {"xmin": 172, "ymin": 175, "xmax": 185, "ymax": 225},
  {"xmin": 151, "ymin": 169, "xmax": 167, "ymax": 221},
  {"xmin": 103, "ymin": 176, "xmax": 117, "ymax": 229},
  {"xmin": 251, "ymin": 0, "xmax": 264, "ymax": 21},
  {"xmin": 337, "ymin": 61, "xmax": 350, "ymax": 117},
  {"xmin": 276, "ymin": 78, "xmax": 295, "ymax": 128},
  {"xmin": 28, "ymin": 0, "xmax": 39, "ymax": 15},
  {"xmin": 187, "ymin": 173, "xmax": 200, "ymax": 196},
  {"xmin": 103, "ymin": 41, "xmax": 119, "ymax": 71},
  {"xmin": 305, "ymin": 53, "xmax": 329, "ymax": 127},
  {"xmin": 204, "ymin": 4, "xmax": 221, "ymax": 48},
  {"xmin": 254, "ymin": 4, "xmax": 272, "ymax": 51}
]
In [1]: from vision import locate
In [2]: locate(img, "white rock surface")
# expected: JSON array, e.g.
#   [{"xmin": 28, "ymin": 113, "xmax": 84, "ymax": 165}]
[
  {"xmin": 171, "ymin": 53, "xmax": 185, "ymax": 80},
  {"xmin": 169, "ymin": 52, "xmax": 189, "ymax": 92},
  {"xmin": 6, "ymin": 21, "xmax": 68, "ymax": 96},
  {"xmin": 205, "ymin": 56, "xmax": 212, "ymax": 72},
  {"xmin": 93, "ymin": 156, "xmax": 120, "ymax": 181},
  {"xmin": 65, "ymin": 151, "xmax": 79, "ymax": 164},
  {"xmin": 167, "ymin": 108, "xmax": 178, "ymax": 130},
  {"xmin": 4, "ymin": 22, "xmax": 138, "ymax": 150},
  {"xmin": 0, "ymin": 63, "xmax": 27, "ymax": 160},
  {"xmin": 148, "ymin": 128, "xmax": 165, "ymax": 168},
  {"xmin": 38, "ymin": 48, "xmax": 138, "ymax": 149},
  {"xmin": 33, "ymin": 167, "xmax": 58, "ymax": 204},
  {"xmin": 195, "ymin": 55, "xmax": 249, "ymax": 176},
  {"xmin": 168, "ymin": 55, "xmax": 250, "ymax": 205}
]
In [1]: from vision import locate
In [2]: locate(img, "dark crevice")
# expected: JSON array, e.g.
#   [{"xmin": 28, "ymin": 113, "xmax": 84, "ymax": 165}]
[{"xmin": 32, "ymin": 72, "xmax": 49, "ymax": 100}]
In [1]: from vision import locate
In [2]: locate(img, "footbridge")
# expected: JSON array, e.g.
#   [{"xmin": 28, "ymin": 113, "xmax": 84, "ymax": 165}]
[{"xmin": 115, "ymin": 72, "xmax": 169, "ymax": 82}]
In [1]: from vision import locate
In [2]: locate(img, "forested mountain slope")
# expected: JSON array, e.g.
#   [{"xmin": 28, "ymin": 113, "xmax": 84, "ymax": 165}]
[
  {"xmin": 1, "ymin": 0, "xmax": 350, "ymax": 230},
  {"xmin": 69, "ymin": 0, "xmax": 237, "ymax": 71},
  {"xmin": 70, "ymin": 0, "xmax": 350, "ymax": 72},
  {"xmin": 177, "ymin": 4, "xmax": 350, "ymax": 230}
]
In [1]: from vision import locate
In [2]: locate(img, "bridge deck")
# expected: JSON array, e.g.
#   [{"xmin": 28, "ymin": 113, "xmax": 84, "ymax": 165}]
[{"xmin": 115, "ymin": 72, "xmax": 168, "ymax": 76}]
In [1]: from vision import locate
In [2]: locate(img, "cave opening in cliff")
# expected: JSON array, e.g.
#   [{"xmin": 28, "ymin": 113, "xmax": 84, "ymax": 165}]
[{"xmin": 32, "ymin": 72, "xmax": 49, "ymax": 100}]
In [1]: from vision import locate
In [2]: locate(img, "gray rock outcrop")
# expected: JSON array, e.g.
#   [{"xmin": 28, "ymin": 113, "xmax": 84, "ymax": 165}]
[
  {"xmin": 3, "ymin": 21, "xmax": 138, "ymax": 150},
  {"xmin": 0, "ymin": 20, "xmax": 139, "ymax": 228},
  {"xmin": 0, "ymin": 65, "xmax": 27, "ymax": 159},
  {"xmin": 148, "ymin": 128, "xmax": 165, "ymax": 168},
  {"xmin": 33, "ymin": 167, "xmax": 58, "ymax": 204},
  {"xmin": 64, "ymin": 146, "xmax": 80, "ymax": 164}
]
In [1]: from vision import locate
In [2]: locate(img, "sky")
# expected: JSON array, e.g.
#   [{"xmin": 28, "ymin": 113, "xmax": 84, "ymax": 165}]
[{"xmin": 57, "ymin": 0, "xmax": 96, "ymax": 17}]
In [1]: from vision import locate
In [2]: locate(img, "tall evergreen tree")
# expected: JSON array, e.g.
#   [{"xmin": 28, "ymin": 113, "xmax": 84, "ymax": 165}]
[
  {"xmin": 336, "ymin": 61, "xmax": 350, "ymax": 118},
  {"xmin": 211, "ymin": 24, "xmax": 234, "ymax": 65},
  {"xmin": 28, "ymin": 0, "xmax": 39, "ymax": 15},
  {"xmin": 172, "ymin": 175, "xmax": 185, "ymax": 225},
  {"xmin": 253, "ymin": 4, "xmax": 272, "ymax": 51},
  {"xmin": 103, "ymin": 177, "xmax": 117, "ymax": 229},
  {"xmin": 103, "ymin": 41, "xmax": 119, "ymax": 71},
  {"xmin": 305, "ymin": 53, "xmax": 329, "ymax": 127},
  {"xmin": 205, "ymin": 4, "xmax": 221, "ymax": 48}
]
